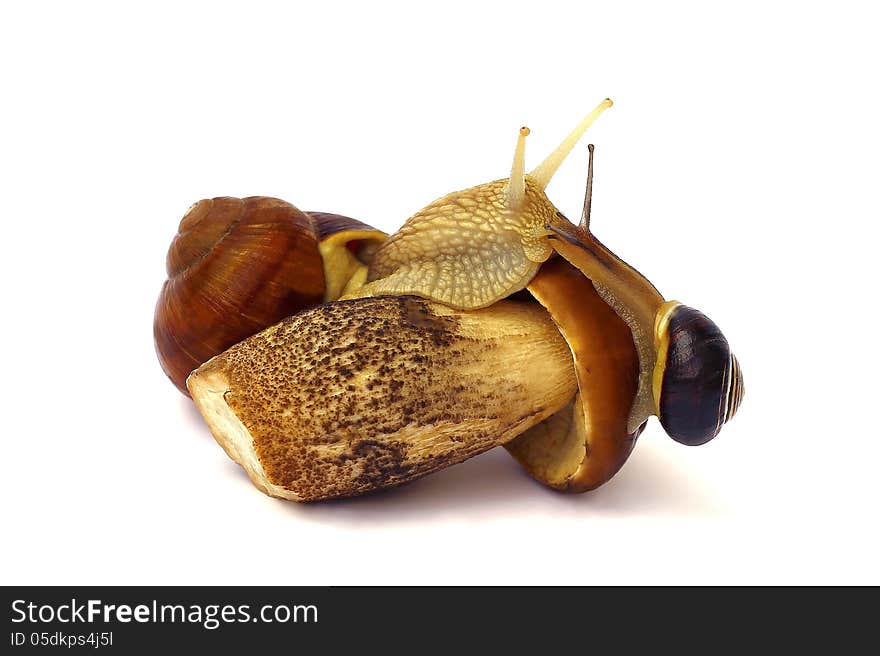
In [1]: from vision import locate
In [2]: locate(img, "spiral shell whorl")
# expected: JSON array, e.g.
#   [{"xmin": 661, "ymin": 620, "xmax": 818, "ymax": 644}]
[
  {"xmin": 166, "ymin": 198, "xmax": 244, "ymax": 277},
  {"xmin": 155, "ymin": 197, "xmax": 326, "ymax": 395},
  {"xmin": 722, "ymin": 353, "xmax": 744, "ymax": 424}
]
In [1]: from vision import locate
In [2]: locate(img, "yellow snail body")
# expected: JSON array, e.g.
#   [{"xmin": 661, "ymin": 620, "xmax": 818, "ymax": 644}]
[
  {"xmin": 154, "ymin": 197, "xmax": 385, "ymax": 395},
  {"xmin": 354, "ymin": 100, "xmax": 614, "ymax": 309},
  {"xmin": 353, "ymin": 102, "xmax": 744, "ymax": 447}
]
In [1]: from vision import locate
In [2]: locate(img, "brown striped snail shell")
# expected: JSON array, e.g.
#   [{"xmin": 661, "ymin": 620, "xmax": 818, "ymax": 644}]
[{"xmin": 154, "ymin": 197, "xmax": 385, "ymax": 395}]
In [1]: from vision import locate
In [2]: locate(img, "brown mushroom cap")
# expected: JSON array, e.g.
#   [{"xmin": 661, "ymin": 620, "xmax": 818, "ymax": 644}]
[{"xmin": 506, "ymin": 258, "xmax": 644, "ymax": 492}]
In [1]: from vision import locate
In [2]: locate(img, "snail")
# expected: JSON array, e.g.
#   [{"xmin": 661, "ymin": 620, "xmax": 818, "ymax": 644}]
[
  {"xmin": 542, "ymin": 146, "xmax": 743, "ymax": 445},
  {"xmin": 355, "ymin": 100, "xmax": 615, "ymax": 309},
  {"xmin": 154, "ymin": 196, "xmax": 386, "ymax": 395},
  {"xmin": 351, "ymin": 100, "xmax": 743, "ymax": 447}
]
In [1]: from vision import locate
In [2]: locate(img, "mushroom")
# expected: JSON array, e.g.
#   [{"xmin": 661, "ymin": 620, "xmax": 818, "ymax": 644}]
[{"xmin": 187, "ymin": 295, "xmax": 579, "ymax": 501}]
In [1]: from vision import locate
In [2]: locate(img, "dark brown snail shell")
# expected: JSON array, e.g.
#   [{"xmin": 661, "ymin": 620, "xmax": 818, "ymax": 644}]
[
  {"xmin": 308, "ymin": 211, "xmax": 378, "ymax": 241},
  {"xmin": 154, "ymin": 197, "xmax": 385, "ymax": 396},
  {"xmin": 657, "ymin": 305, "xmax": 744, "ymax": 445}
]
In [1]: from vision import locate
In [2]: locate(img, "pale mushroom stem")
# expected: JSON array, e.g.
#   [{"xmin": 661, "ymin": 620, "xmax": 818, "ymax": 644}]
[
  {"xmin": 506, "ymin": 126, "xmax": 530, "ymax": 209},
  {"xmin": 530, "ymin": 98, "xmax": 613, "ymax": 189}
]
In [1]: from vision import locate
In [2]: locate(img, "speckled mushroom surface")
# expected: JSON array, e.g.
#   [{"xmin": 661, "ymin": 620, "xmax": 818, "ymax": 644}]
[{"xmin": 187, "ymin": 295, "xmax": 577, "ymax": 501}]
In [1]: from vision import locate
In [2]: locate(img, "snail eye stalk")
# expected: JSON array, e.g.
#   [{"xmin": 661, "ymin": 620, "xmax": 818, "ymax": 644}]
[{"xmin": 580, "ymin": 143, "xmax": 595, "ymax": 230}]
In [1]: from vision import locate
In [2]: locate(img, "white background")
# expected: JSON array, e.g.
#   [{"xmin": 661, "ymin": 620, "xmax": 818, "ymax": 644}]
[{"xmin": 2, "ymin": 1, "xmax": 877, "ymax": 585}]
